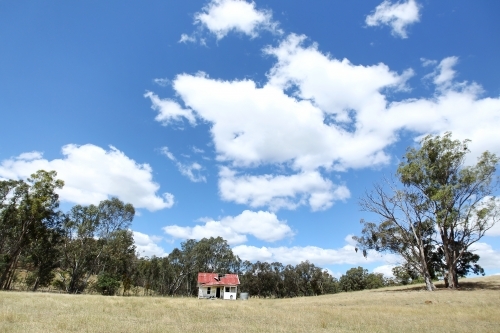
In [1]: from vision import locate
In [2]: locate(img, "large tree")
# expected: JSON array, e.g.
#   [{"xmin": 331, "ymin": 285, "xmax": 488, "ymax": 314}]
[
  {"xmin": 398, "ymin": 132, "xmax": 499, "ymax": 288},
  {"xmin": 59, "ymin": 198, "xmax": 135, "ymax": 293},
  {"xmin": 354, "ymin": 182, "xmax": 438, "ymax": 291},
  {"xmin": 355, "ymin": 133, "xmax": 499, "ymax": 290},
  {"xmin": 0, "ymin": 170, "xmax": 64, "ymax": 290}
]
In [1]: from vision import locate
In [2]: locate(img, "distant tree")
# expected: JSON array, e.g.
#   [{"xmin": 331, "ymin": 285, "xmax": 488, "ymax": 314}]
[
  {"xmin": 392, "ymin": 265, "xmax": 418, "ymax": 285},
  {"xmin": 59, "ymin": 198, "xmax": 135, "ymax": 293},
  {"xmin": 239, "ymin": 260, "xmax": 339, "ymax": 298},
  {"xmin": 193, "ymin": 236, "xmax": 241, "ymax": 274},
  {"xmin": 339, "ymin": 267, "xmax": 368, "ymax": 292}
]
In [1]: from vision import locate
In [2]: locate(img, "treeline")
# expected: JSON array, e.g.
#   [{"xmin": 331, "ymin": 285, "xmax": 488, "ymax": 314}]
[
  {"xmin": 1, "ymin": 170, "xmax": 407, "ymax": 297},
  {"xmin": 0, "ymin": 170, "xmax": 136, "ymax": 294},
  {"xmin": 239, "ymin": 262, "xmax": 392, "ymax": 298}
]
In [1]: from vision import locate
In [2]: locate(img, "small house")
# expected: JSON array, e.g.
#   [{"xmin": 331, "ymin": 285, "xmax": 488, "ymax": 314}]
[{"xmin": 197, "ymin": 272, "xmax": 240, "ymax": 300}]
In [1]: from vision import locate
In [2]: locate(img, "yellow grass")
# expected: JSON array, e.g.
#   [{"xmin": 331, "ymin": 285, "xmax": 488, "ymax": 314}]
[{"xmin": 1, "ymin": 276, "xmax": 499, "ymax": 333}]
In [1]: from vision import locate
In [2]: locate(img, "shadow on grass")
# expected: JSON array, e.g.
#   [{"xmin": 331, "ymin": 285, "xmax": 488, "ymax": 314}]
[{"xmin": 375, "ymin": 277, "xmax": 500, "ymax": 292}]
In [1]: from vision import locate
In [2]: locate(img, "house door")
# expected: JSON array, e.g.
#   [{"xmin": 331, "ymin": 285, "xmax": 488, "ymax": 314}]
[{"xmin": 216, "ymin": 287, "xmax": 221, "ymax": 298}]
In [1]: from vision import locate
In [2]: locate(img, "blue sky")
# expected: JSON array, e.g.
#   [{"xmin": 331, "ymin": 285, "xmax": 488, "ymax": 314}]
[{"xmin": 1, "ymin": 0, "xmax": 499, "ymax": 277}]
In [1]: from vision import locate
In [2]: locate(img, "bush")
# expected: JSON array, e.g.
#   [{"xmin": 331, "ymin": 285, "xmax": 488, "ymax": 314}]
[{"xmin": 96, "ymin": 272, "xmax": 121, "ymax": 296}]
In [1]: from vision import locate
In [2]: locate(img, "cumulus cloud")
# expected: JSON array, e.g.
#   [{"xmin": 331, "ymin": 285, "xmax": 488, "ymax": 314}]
[
  {"xmin": 160, "ymin": 147, "xmax": 206, "ymax": 183},
  {"xmin": 163, "ymin": 210, "xmax": 293, "ymax": 245},
  {"xmin": 219, "ymin": 167, "xmax": 349, "ymax": 211},
  {"xmin": 150, "ymin": 33, "xmax": 500, "ymax": 211},
  {"xmin": 133, "ymin": 231, "xmax": 167, "ymax": 257},
  {"xmin": 193, "ymin": 0, "xmax": 280, "ymax": 40},
  {"xmin": 366, "ymin": 0, "xmax": 420, "ymax": 38},
  {"xmin": 469, "ymin": 242, "xmax": 500, "ymax": 271},
  {"xmin": 0, "ymin": 144, "xmax": 174, "ymax": 211},
  {"xmin": 232, "ymin": 243, "xmax": 400, "ymax": 266},
  {"xmin": 169, "ymin": 34, "xmax": 413, "ymax": 172}
]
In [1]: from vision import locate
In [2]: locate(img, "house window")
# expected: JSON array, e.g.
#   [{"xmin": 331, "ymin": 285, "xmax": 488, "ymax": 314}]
[
  {"xmin": 207, "ymin": 287, "xmax": 211, "ymax": 294},
  {"xmin": 230, "ymin": 287, "xmax": 236, "ymax": 293},
  {"xmin": 225, "ymin": 287, "xmax": 230, "ymax": 292}
]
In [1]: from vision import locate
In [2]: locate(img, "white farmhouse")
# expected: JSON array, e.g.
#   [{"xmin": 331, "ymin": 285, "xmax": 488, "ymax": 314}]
[{"xmin": 197, "ymin": 272, "xmax": 240, "ymax": 300}]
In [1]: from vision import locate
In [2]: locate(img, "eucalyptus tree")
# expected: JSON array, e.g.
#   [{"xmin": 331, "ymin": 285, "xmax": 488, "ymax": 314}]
[
  {"xmin": 398, "ymin": 133, "xmax": 499, "ymax": 288},
  {"xmin": 23, "ymin": 211, "xmax": 65, "ymax": 291},
  {"xmin": 0, "ymin": 170, "xmax": 64, "ymax": 290},
  {"xmin": 355, "ymin": 133, "xmax": 499, "ymax": 290},
  {"xmin": 354, "ymin": 183, "xmax": 438, "ymax": 291},
  {"xmin": 193, "ymin": 236, "xmax": 241, "ymax": 274},
  {"xmin": 59, "ymin": 198, "xmax": 135, "ymax": 293}
]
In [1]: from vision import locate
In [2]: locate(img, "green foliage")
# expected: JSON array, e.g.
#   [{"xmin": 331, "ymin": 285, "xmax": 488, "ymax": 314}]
[
  {"xmin": 398, "ymin": 132, "xmax": 498, "ymax": 288},
  {"xmin": 239, "ymin": 260, "xmax": 340, "ymax": 298},
  {"xmin": 58, "ymin": 198, "xmax": 135, "ymax": 293},
  {"xmin": 337, "ymin": 267, "xmax": 386, "ymax": 292},
  {"xmin": 0, "ymin": 170, "xmax": 64, "ymax": 290},
  {"xmin": 96, "ymin": 272, "xmax": 121, "ymax": 296},
  {"xmin": 355, "ymin": 132, "xmax": 499, "ymax": 290}
]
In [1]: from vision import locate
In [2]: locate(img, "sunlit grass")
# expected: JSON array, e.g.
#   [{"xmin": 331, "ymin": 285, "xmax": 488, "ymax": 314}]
[{"xmin": 1, "ymin": 276, "xmax": 499, "ymax": 332}]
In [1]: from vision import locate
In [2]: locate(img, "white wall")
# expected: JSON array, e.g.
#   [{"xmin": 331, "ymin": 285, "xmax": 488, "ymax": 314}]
[
  {"xmin": 198, "ymin": 286, "xmax": 237, "ymax": 300},
  {"xmin": 223, "ymin": 286, "xmax": 237, "ymax": 300}
]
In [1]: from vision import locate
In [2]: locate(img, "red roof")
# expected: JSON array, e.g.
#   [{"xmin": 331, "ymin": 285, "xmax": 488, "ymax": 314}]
[{"xmin": 197, "ymin": 273, "xmax": 240, "ymax": 286}]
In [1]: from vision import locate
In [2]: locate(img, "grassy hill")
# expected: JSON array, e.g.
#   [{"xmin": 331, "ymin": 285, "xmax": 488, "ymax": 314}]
[{"xmin": 1, "ymin": 275, "xmax": 499, "ymax": 333}]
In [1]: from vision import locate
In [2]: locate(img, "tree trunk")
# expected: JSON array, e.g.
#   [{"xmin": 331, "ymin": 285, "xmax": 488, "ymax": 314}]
[
  {"xmin": 32, "ymin": 276, "xmax": 40, "ymax": 292},
  {"xmin": 0, "ymin": 249, "xmax": 22, "ymax": 290},
  {"xmin": 447, "ymin": 262, "xmax": 459, "ymax": 289},
  {"xmin": 417, "ymin": 242, "xmax": 435, "ymax": 291}
]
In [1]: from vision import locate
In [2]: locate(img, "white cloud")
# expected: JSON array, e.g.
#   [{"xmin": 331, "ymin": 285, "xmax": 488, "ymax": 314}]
[
  {"xmin": 133, "ymin": 231, "xmax": 167, "ymax": 257},
  {"xmin": 160, "ymin": 147, "xmax": 176, "ymax": 161},
  {"xmin": 17, "ymin": 151, "xmax": 43, "ymax": 160},
  {"xmin": 373, "ymin": 264, "xmax": 396, "ymax": 278},
  {"xmin": 193, "ymin": 0, "xmax": 280, "ymax": 40},
  {"xmin": 486, "ymin": 222, "xmax": 500, "ymax": 237},
  {"xmin": 164, "ymin": 221, "xmax": 248, "ymax": 245},
  {"xmin": 324, "ymin": 268, "xmax": 342, "ymax": 279},
  {"xmin": 344, "ymin": 234, "xmax": 357, "ymax": 246},
  {"xmin": 151, "ymin": 33, "xmax": 500, "ymax": 211},
  {"xmin": 420, "ymin": 58, "xmax": 437, "ymax": 67},
  {"xmin": 145, "ymin": 91, "xmax": 196, "ymax": 125},
  {"xmin": 232, "ymin": 243, "xmax": 400, "ymax": 266},
  {"xmin": 469, "ymin": 242, "xmax": 500, "ymax": 271},
  {"xmin": 423, "ymin": 56, "xmax": 459, "ymax": 89},
  {"xmin": 163, "ymin": 210, "xmax": 293, "ymax": 245},
  {"xmin": 170, "ymin": 34, "xmax": 413, "ymax": 172},
  {"xmin": 475, "ymin": 197, "xmax": 500, "ymax": 237},
  {"xmin": 178, "ymin": 33, "xmax": 197, "ymax": 44},
  {"xmin": 178, "ymin": 162, "xmax": 207, "ymax": 183},
  {"xmin": 219, "ymin": 167, "xmax": 349, "ymax": 211},
  {"xmin": 0, "ymin": 144, "xmax": 174, "ymax": 211},
  {"xmin": 160, "ymin": 146, "xmax": 206, "ymax": 183},
  {"xmin": 153, "ymin": 78, "xmax": 170, "ymax": 87},
  {"xmin": 192, "ymin": 146, "xmax": 205, "ymax": 154},
  {"xmin": 366, "ymin": 0, "xmax": 421, "ymax": 38}
]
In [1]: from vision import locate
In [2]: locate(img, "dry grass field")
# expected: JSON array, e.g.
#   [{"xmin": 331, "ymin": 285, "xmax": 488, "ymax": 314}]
[{"xmin": 1, "ymin": 276, "xmax": 499, "ymax": 333}]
